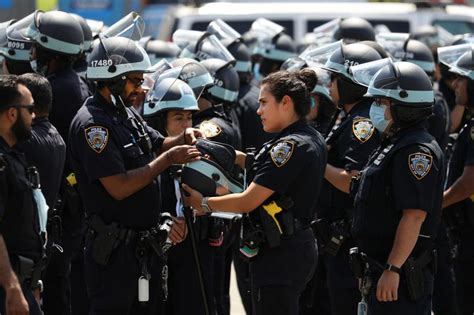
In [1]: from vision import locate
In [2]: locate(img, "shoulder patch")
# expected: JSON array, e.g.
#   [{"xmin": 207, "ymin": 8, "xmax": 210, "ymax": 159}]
[
  {"xmin": 270, "ymin": 140, "xmax": 295, "ymax": 167},
  {"xmin": 200, "ymin": 121, "xmax": 222, "ymax": 138},
  {"xmin": 352, "ymin": 118, "xmax": 375, "ymax": 143},
  {"xmin": 84, "ymin": 126, "xmax": 109, "ymax": 154},
  {"xmin": 408, "ymin": 152, "xmax": 433, "ymax": 180},
  {"xmin": 470, "ymin": 125, "xmax": 474, "ymax": 141}
]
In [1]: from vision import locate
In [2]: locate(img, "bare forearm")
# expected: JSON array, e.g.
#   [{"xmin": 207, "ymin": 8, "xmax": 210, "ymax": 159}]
[
  {"xmin": 160, "ymin": 133, "xmax": 184, "ymax": 153},
  {"xmin": 235, "ymin": 150, "xmax": 246, "ymax": 170},
  {"xmin": 443, "ymin": 167, "xmax": 474, "ymax": 208},
  {"xmin": 208, "ymin": 193, "xmax": 255, "ymax": 213},
  {"xmin": 387, "ymin": 210, "xmax": 425, "ymax": 267},
  {"xmin": 101, "ymin": 153, "xmax": 171, "ymax": 200},
  {"xmin": 324, "ymin": 164, "xmax": 357, "ymax": 194},
  {"xmin": 0, "ymin": 236, "xmax": 21, "ymax": 291}
]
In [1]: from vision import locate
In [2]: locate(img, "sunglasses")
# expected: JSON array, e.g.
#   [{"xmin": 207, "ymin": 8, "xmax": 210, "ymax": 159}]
[
  {"xmin": 127, "ymin": 77, "xmax": 145, "ymax": 88},
  {"xmin": 12, "ymin": 104, "xmax": 35, "ymax": 114}
]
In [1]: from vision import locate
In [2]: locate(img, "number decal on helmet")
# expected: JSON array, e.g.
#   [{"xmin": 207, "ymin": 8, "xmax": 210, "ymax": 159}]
[{"xmin": 90, "ymin": 59, "xmax": 114, "ymax": 67}]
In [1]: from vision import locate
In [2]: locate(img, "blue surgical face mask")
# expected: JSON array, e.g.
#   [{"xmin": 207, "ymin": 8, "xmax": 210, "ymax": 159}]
[
  {"xmin": 310, "ymin": 97, "xmax": 317, "ymax": 109},
  {"xmin": 253, "ymin": 63, "xmax": 261, "ymax": 82},
  {"xmin": 369, "ymin": 102, "xmax": 391, "ymax": 133}
]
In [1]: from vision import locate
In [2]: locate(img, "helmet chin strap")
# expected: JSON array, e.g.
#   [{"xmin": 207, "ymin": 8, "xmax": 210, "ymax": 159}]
[{"xmin": 106, "ymin": 76, "xmax": 130, "ymax": 116}]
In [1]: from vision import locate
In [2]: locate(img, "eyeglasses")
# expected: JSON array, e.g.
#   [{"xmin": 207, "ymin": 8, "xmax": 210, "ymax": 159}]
[
  {"xmin": 11, "ymin": 104, "xmax": 35, "ymax": 114},
  {"xmin": 127, "ymin": 77, "xmax": 145, "ymax": 88}
]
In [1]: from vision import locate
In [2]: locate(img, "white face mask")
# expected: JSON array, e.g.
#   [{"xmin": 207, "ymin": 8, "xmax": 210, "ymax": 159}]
[
  {"xmin": 30, "ymin": 59, "xmax": 47, "ymax": 76},
  {"xmin": 369, "ymin": 102, "xmax": 391, "ymax": 133}
]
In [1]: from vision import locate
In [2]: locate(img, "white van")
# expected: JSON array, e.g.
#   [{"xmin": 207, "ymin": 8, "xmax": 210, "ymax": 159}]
[{"xmin": 156, "ymin": 2, "xmax": 474, "ymax": 42}]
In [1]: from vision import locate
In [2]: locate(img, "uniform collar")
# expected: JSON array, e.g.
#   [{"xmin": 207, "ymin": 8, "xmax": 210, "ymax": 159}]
[
  {"xmin": 0, "ymin": 136, "xmax": 11, "ymax": 152},
  {"xmin": 277, "ymin": 119, "xmax": 307, "ymax": 138},
  {"xmin": 389, "ymin": 124, "xmax": 427, "ymax": 143},
  {"xmin": 32, "ymin": 116, "xmax": 49, "ymax": 126},
  {"xmin": 93, "ymin": 92, "xmax": 121, "ymax": 116}
]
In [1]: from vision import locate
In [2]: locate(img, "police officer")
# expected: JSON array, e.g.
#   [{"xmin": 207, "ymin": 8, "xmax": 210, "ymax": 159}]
[
  {"xmin": 315, "ymin": 42, "xmax": 382, "ymax": 315},
  {"xmin": 142, "ymin": 75, "xmax": 215, "ymax": 315},
  {"xmin": 17, "ymin": 73, "xmax": 66, "ymax": 212},
  {"xmin": 26, "ymin": 10, "xmax": 92, "ymax": 315},
  {"xmin": 440, "ymin": 44, "xmax": 474, "ymax": 315},
  {"xmin": 69, "ymin": 36, "xmax": 200, "ymax": 314},
  {"xmin": 184, "ymin": 69, "xmax": 327, "ymax": 315},
  {"xmin": 350, "ymin": 60, "xmax": 444, "ymax": 314},
  {"xmin": 0, "ymin": 74, "xmax": 43, "ymax": 315}
]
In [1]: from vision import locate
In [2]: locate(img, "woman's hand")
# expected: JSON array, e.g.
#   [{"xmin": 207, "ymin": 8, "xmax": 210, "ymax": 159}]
[{"xmin": 181, "ymin": 184, "xmax": 207, "ymax": 216}]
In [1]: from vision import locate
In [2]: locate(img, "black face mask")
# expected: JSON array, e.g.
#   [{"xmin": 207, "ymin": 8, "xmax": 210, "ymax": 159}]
[{"xmin": 12, "ymin": 110, "xmax": 32, "ymax": 143}]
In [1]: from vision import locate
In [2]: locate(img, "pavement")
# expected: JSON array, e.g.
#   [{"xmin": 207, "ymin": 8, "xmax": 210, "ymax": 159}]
[{"xmin": 229, "ymin": 264, "xmax": 247, "ymax": 315}]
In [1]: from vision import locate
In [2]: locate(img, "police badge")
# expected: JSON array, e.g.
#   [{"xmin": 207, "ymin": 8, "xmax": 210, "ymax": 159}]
[
  {"xmin": 270, "ymin": 140, "xmax": 295, "ymax": 167},
  {"xmin": 352, "ymin": 118, "xmax": 375, "ymax": 143},
  {"xmin": 408, "ymin": 152, "xmax": 433, "ymax": 180},
  {"xmin": 85, "ymin": 126, "xmax": 109, "ymax": 154},
  {"xmin": 199, "ymin": 121, "xmax": 222, "ymax": 138}
]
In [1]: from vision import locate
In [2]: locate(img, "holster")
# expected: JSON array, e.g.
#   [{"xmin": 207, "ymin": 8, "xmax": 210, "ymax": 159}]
[
  {"xmin": 10, "ymin": 255, "xmax": 45, "ymax": 290},
  {"xmin": 259, "ymin": 196, "xmax": 295, "ymax": 248},
  {"xmin": 403, "ymin": 249, "xmax": 436, "ymax": 302},
  {"xmin": 313, "ymin": 218, "xmax": 348, "ymax": 256},
  {"xmin": 88, "ymin": 215, "xmax": 120, "ymax": 266}
]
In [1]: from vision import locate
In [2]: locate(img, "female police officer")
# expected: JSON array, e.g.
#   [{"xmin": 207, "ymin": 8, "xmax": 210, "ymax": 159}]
[
  {"xmin": 183, "ymin": 69, "xmax": 327, "ymax": 315},
  {"xmin": 349, "ymin": 60, "xmax": 445, "ymax": 314}
]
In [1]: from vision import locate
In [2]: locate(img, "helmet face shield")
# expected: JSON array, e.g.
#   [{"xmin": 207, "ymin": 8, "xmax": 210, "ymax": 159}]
[
  {"xmin": 172, "ymin": 30, "xmax": 204, "ymax": 50},
  {"xmin": 309, "ymin": 66, "xmax": 332, "ymax": 100},
  {"xmin": 143, "ymin": 59, "xmax": 174, "ymax": 90},
  {"xmin": 375, "ymin": 32, "xmax": 409, "ymax": 57},
  {"xmin": 301, "ymin": 40, "xmax": 341, "ymax": 67},
  {"xmin": 158, "ymin": 65, "xmax": 207, "ymax": 99},
  {"xmin": 144, "ymin": 76, "xmax": 199, "ymax": 117},
  {"xmin": 351, "ymin": 58, "xmax": 393, "ymax": 87},
  {"xmin": 312, "ymin": 18, "xmax": 341, "ymax": 44},
  {"xmin": 438, "ymin": 44, "xmax": 474, "ymax": 80},
  {"xmin": 195, "ymin": 34, "xmax": 235, "ymax": 66},
  {"xmin": 102, "ymin": 12, "xmax": 144, "ymax": 41},
  {"xmin": 280, "ymin": 56, "xmax": 306, "ymax": 71},
  {"xmin": 206, "ymin": 19, "xmax": 241, "ymax": 43},
  {"xmin": 0, "ymin": 20, "xmax": 15, "ymax": 57},
  {"xmin": 6, "ymin": 13, "xmax": 34, "ymax": 61}
]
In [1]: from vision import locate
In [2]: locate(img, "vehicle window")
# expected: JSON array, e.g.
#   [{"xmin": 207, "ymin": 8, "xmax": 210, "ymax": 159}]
[
  {"xmin": 191, "ymin": 19, "xmax": 294, "ymax": 37},
  {"xmin": 433, "ymin": 20, "xmax": 474, "ymax": 35},
  {"xmin": 307, "ymin": 19, "xmax": 410, "ymax": 34}
]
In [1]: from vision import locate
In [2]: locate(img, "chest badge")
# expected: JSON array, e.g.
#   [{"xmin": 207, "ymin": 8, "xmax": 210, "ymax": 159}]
[
  {"xmin": 408, "ymin": 152, "xmax": 433, "ymax": 180},
  {"xmin": 200, "ymin": 121, "xmax": 222, "ymax": 138},
  {"xmin": 352, "ymin": 118, "xmax": 375, "ymax": 143},
  {"xmin": 85, "ymin": 126, "xmax": 109, "ymax": 154},
  {"xmin": 270, "ymin": 140, "xmax": 295, "ymax": 167}
]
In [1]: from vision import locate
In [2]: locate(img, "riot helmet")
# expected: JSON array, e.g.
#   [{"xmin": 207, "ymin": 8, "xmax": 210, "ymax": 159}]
[
  {"xmin": 144, "ymin": 39, "xmax": 180, "ymax": 65},
  {"xmin": 71, "ymin": 13, "xmax": 93, "ymax": 53},
  {"xmin": 352, "ymin": 59, "xmax": 434, "ymax": 127},
  {"xmin": 323, "ymin": 42, "xmax": 382, "ymax": 104},
  {"xmin": 170, "ymin": 58, "xmax": 214, "ymax": 99},
  {"xmin": 333, "ymin": 17, "xmax": 375, "ymax": 43},
  {"xmin": 3, "ymin": 14, "xmax": 35, "ymax": 74},
  {"xmin": 200, "ymin": 58, "xmax": 240, "ymax": 105}
]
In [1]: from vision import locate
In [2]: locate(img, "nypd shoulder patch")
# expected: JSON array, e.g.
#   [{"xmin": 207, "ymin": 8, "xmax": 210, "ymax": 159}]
[
  {"xmin": 270, "ymin": 140, "xmax": 295, "ymax": 168},
  {"xmin": 408, "ymin": 152, "xmax": 433, "ymax": 180},
  {"xmin": 352, "ymin": 118, "xmax": 375, "ymax": 143},
  {"xmin": 84, "ymin": 126, "xmax": 109, "ymax": 154},
  {"xmin": 200, "ymin": 121, "xmax": 222, "ymax": 138}
]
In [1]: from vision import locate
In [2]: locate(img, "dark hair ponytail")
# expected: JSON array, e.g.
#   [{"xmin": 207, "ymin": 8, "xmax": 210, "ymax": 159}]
[{"xmin": 261, "ymin": 69, "xmax": 318, "ymax": 118}]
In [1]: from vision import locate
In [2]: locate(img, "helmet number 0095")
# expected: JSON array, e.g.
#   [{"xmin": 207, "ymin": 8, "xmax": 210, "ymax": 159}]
[
  {"xmin": 91, "ymin": 59, "xmax": 114, "ymax": 67},
  {"xmin": 7, "ymin": 41, "xmax": 25, "ymax": 50}
]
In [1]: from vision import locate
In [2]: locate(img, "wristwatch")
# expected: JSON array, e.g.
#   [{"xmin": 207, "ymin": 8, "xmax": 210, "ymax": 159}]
[
  {"xmin": 201, "ymin": 197, "xmax": 213, "ymax": 214},
  {"xmin": 385, "ymin": 263, "xmax": 401, "ymax": 274}
]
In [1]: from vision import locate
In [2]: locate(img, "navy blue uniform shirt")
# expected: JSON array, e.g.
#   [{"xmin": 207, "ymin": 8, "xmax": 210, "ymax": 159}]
[
  {"xmin": 20, "ymin": 117, "xmax": 66, "ymax": 209},
  {"xmin": 317, "ymin": 99, "xmax": 380, "ymax": 221},
  {"xmin": 0, "ymin": 137, "xmax": 43, "ymax": 261},
  {"xmin": 69, "ymin": 93, "xmax": 164, "ymax": 229}
]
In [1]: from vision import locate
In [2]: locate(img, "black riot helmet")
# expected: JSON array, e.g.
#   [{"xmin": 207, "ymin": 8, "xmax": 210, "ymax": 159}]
[
  {"xmin": 221, "ymin": 38, "xmax": 252, "ymax": 83},
  {"xmin": 200, "ymin": 58, "xmax": 240, "ymax": 106},
  {"xmin": 141, "ymin": 38, "xmax": 181, "ymax": 65},
  {"xmin": 71, "ymin": 13, "xmax": 93, "ymax": 53},
  {"xmin": 27, "ymin": 10, "xmax": 84, "ymax": 56},
  {"xmin": 323, "ymin": 42, "xmax": 382, "ymax": 104},
  {"xmin": 353, "ymin": 60, "xmax": 434, "ymax": 126},
  {"xmin": 259, "ymin": 33, "xmax": 296, "ymax": 76},
  {"xmin": 4, "ymin": 14, "xmax": 35, "ymax": 74},
  {"xmin": 392, "ymin": 39, "xmax": 435, "ymax": 76},
  {"xmin": 170, "ymin": 58, "xmax": 214, "ymax": 99},
  {"xmin": 333, "ymin": 17, "xmax": 375, "ymax": 43}
]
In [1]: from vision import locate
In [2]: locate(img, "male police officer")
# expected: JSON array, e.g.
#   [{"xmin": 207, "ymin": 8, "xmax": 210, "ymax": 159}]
[
  {"xmin": 316, "ymin": 42, "xmax": 382, "ymax": 315},
  {"xmin": 440, "ymin": 44, "xmax": 474, "ymax": 315},
  {"xmin": 350, "ymin": 60, "xmax": 444, "ymax": 314},
  {"xmin": 0, "ymin": 75, "xmax": 43, "ymax": 315},
  {"xmin": 69, "ymin": 36, "xmax": 199, "ymax": 314}
]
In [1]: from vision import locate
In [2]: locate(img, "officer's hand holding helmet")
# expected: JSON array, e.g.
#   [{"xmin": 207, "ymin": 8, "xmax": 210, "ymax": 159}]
[
  {"xmin": 438, "ymin": 43, "xmax": 474, "ymax": 108},
  {"xmin": 25, "ymin": 10, "xmax": 84, "ymax": 75},
  {"xmin": 351, "ymin": 58, "xmax": 434, "ymax": 135}
]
